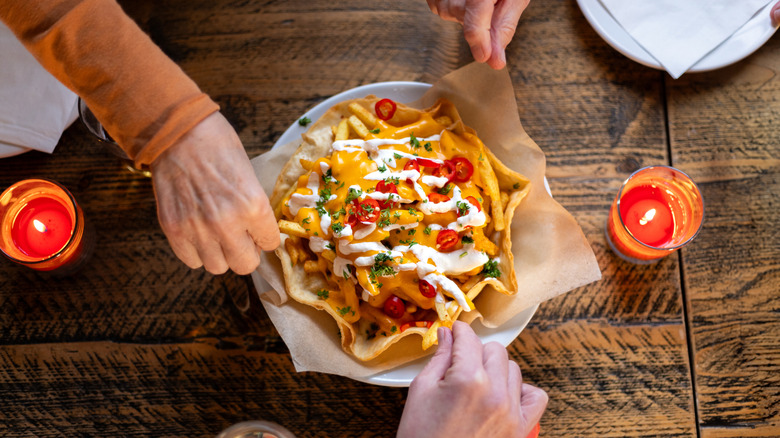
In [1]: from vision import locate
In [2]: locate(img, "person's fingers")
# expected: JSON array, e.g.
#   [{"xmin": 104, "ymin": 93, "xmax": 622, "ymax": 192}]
[
  {"xmin": 507, "ymin": 360, "xmax": 523, "ymax": 412},
  {"xmin": 482, "ymin": 341, "xmax": 510, "ymax": 392},
  {"xmin": 191, "ymin": 225, "xmax": 230, "ymax": 274},
  {"xmin": 416, "ymin": 327, "xmax": 454, "ymax": 382},
  {"xmin": 487, "ymin": 0, "xmax": 528, "ymax": 69},
  {"xmin": 448, "ymin": 320, "xmax": 486, "ymax": 378},
  {"xmin": 520, "ymin": 383, "xmax": 549, "ymax": 427},
  {"xmin": 772, "ymin": 1, "xmax": 780, "ymax": 25},
  {"xmin": 165, "ymin": 231, "xmax": 203, "ymax": 270},
  {"xmin": 463, "ymin": 0, "xmax": 496, "ymax": 63},
  {"xmin": 219, "ymin": 230, "xmax": 261, "ymax": 275},
  {"xmin": 427, "ymin": 0, "xmax": 440, "ymax": 16},
  {"xmin": 248, "ymin": 194, "xmax": 281, "ymax": 251}
]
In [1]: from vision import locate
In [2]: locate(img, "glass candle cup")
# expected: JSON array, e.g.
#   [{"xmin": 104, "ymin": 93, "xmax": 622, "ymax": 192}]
[
  {"xmin": 605, "ymin": 166, "xmax": 704, "ymax": 264},
  {"xmin": 215, "ymin": 420, "xmax": 296, "ymax": 438},
  {"xmin": 0, "ymin": 179, "xmax": 94, "ymax": 274}
]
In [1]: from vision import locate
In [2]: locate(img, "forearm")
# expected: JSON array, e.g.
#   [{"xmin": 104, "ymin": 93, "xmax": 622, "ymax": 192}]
[{"xmin": 0, "ymin": 0, "xmax": 219, "ymax": 166}]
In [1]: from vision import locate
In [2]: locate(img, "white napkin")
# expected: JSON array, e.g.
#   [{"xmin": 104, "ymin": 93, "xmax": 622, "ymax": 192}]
[
  {"xmin": 599, "ymin": 0, "xmax": 775, "ymax": 78},
  {"xmin": 0, "ymin": 21, "xmax": 78, "ymax": 155}
]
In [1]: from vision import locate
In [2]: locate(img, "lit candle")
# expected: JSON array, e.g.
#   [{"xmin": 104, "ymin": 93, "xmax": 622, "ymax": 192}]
[
  {"xmin": 0, "ymin": 179, "xmax": 94, "ymax": 273},
  {"xmin": 606, "ymin": 166, "xmax": 704, "ymax": 263}
]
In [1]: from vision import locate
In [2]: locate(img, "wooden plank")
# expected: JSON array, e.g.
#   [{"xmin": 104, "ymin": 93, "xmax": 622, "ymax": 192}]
[
  {"xmin": 666, "ymin": 33, "xmax": 780, "ymax": 437},
  {"xmin": 514, "ymin": 320, "xmax": 696, "ymax": 437},
  {"xmin": 0, "ymin": 339, "xmax": 406, "ymax": 437}
]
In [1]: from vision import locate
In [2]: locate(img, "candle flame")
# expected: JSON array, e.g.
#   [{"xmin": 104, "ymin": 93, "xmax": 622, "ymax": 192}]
[
  {"xmin": 32, "ymin": 219, "xmax": 48, "ymax": 233},
  {"xmin": 639, "ymin": 208, "xmax": 656, "ymax": 226}
]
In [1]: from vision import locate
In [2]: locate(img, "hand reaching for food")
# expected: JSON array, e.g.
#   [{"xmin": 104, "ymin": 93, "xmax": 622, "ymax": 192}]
[
  {"xmin": 150, "ymin": 112, "xmax": 280, "ymax": 275},
  {"xmin": 397, "ymin": 321, "xmax": 548, "ymax": 438},
  {"xmin": 426, "ymin": 0, "xmax": 531, "ymax": 69}
]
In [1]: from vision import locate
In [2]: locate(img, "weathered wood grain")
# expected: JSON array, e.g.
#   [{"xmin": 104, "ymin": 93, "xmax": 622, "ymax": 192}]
[
  {"xmin": 667, "ymin": 34, "xmax": 780, "ymax": 438},
  {"xmin": 1, "ymin": 0, "xmax": 776, "ymax": 436}
]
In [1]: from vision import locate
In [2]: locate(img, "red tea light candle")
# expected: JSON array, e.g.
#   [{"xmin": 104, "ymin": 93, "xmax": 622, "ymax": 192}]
[
  {"xmin": 606, "ymin": 166, "xmax": 704, "ymax": 264},
  {"xmin": 0, "ymin": 179, "xmax": 93, "ymax": 273}
]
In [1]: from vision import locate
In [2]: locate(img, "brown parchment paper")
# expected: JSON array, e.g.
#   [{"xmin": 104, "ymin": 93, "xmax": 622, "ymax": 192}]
[{"xmin": 250, "ymin": 62, "xmax": 601, "ymax": 379}]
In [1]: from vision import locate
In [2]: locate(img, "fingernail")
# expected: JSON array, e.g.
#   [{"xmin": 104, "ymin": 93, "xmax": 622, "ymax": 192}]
[
  {"xmin": 774, "ymin": 8, "xmax": 780, "ymax": 25},
  {"xmin": 471, "ymin": 44, "xmax": 487, "ymax": 62}
]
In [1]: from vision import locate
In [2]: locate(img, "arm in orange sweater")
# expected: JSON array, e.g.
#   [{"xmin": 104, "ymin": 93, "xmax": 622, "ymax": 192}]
[{"xmin": 0, "ymin": 0, "xmax": 219, "ymax": 167}]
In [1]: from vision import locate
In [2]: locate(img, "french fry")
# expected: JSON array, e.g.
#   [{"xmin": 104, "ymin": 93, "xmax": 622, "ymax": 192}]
[
  {"xmin": 335, "ymin": 118, "xmax": 349, "ymax": 141},
  {"xmin": 299, "ymin": 159, "xmax": 315, "ymax": 171},
  {"xmin": 472, "ymin": 226, "xmax": 498, "ymax": 256},
  {"xmin": 303, "ymin": 260, "xmax": 320, "ymax": 274},
  {"xmin": 501, "ymin": 191, "xmax": 510, "ymax": 211},
  {"xmin": 348, "ymin": 115, "xmax": 370, "ymax": 139},
  {"xmin": 278, "ymin": 219, "xmax": 309, "ymax": 239},
  {"xmin": 348, "ymin": 102, "xmax": 377, "ymax": 128},
  {"xmin": 284, "ymin": 238, "xmax": 301, "ymax": 265},
  {"xmin": 477, "ymin": 154, "xmax": 505, "ymax": 231},
  {"xmin": 338, "ymin": 277, "xmax": 360, "ymax": 323}
]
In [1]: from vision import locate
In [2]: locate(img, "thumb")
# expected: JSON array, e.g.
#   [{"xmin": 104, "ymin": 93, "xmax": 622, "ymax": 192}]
[{"xmin": 416, "ymin": 327, "xmax": 454, "ymax": 381}]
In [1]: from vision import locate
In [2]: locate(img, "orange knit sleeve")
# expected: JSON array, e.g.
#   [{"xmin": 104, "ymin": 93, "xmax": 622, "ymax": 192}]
[{"xmin": 0, "ymin": 0, "xmax": 220, "ymax": 167}]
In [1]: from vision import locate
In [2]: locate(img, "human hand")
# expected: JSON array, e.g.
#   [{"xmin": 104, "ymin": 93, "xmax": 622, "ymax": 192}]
[
  {"xmin": 426, "ymin": 0, "xmax": 531, "ymax": 69},
  {"xmin": 150, "ymin": 112, "xmax": 280, "ymax": 275},
  {"xmin": 772, "ymin": 1, "xmax": 780, "ymax": 25},
  {"xmin": 397, "ymin": 321, "xmax": 548, "ymax": 438}
]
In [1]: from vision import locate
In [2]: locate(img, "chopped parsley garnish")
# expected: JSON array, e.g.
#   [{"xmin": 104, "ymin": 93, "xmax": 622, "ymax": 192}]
[
  {"xmin": 326, "ymin": 243, "xmax": 335, "ymax": 251},
  {"xmin": 317, "ymin": 289, "xmax": 329, "ymax": 300},
  {"xmin": 369, "ymin": 128, "xmax": 380, "ymax": 134},
  {"xmin": 322, "ymin": 168, "xmax": 336, "ymax": 184},
  {"xmin": 331, "ymin": 222, "xmax": 345, "ymax": 234},
  {"xmin": 301, "ymin": 217, "xmax": 311, "ymax": 225},
  {"xmin": 483, "ymin": 259, "xmax": 501, "ymax": 278},
  {"xmin": 377, "ymin": 208, "xmax": 392, "ymax": 228},
  {"xmin": 460, "ymin": 252, "xmax": 468, "ymax": 258},
  {"xmin": 408, "ymin": 229, "xmax": 416, "ymax": 236},
  {"xmin": 461, "ymin": 235, "xmax": 474, "ymax": 244},
  {"xmin": 439, "ymin": 183, "xmax": 453, "ymax": 195},
  {"xmin": 424, "ymin": 142, "xmax": 432, "ymax": 152},
  {"xmin": 338, "ymin": 306, "xmax": 356, "ymax": 316},
  {"xmin": 410, "ymin": 133, "xmax": 420, "ymax": 149},
  {"xmin": 423, "ymin": 226, "xmax": 432, "ymax": 235},
  {"xmin": 513, "ymin": 182, "xmax": 521, "ymax": 189},
  {"xmin": 315, "ymin": 188, "xmax": 332, "ymax": 217},
  {"xmin": 407, "ymin": 207, "xmax": 417, "ymax": 215},
  {"xmin": 370, "ymin": 252, "xmax": 396, "ymax": 282},
  {"xmin": 400, "ymin": 239, "xmax": 418, "ymax": 247},
  {"xmin": 330, "ymin": 207, "xmax": 346, "ymax": 219},
  {"xmin": 393, "ymin": 153, "xmax": 403, "ymax": 159},
  {"xmin": 456, "ymin": 200, "xmax": 470, "ymax": 216},
  {"xmin": 298, "ymin": 116, "xmax": 311, "ymax": 126},
  {"xmin": 391, "ymin": 326, "xmax": 398, "ymax": 333},
  {"xmin": 384, "ymin": 176, "xmax": 400, "ymax": 185},
  {"xmin": 377, "ymin": 164, "xmax": 387, "ymax": 173},
  {"xmin": 345, "ymin": 187, "xmax": 362, "ymax": 204}
]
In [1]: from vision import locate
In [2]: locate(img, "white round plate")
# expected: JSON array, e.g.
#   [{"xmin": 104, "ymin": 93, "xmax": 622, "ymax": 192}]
[
  {"xmin": 264, "ymin": 81, "xmax": 540, "ymax": 387},
  {"xmin": 0, "ymin": 142, "xmax": 31, "ymax": 159},
  {"xmin": 577, "ymin": 0, "xmax": 779, "ymax": 73}
]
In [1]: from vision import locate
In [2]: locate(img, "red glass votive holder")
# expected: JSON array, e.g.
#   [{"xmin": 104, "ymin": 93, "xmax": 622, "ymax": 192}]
[
  {"xmin": 605, "ymin": 166, "xmax": 704, "ymax": 264},
  {"xmin": 0, "ymin": 179, "xmax": 94, "ymax": 274}
]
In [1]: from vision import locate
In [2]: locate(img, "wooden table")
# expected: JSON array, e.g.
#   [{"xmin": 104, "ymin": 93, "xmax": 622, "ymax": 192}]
[{"xmin": 1, "ymin": 1, "xmax": 777, "ymax": 436}]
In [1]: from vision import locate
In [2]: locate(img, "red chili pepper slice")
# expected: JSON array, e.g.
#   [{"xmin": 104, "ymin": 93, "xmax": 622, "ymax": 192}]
[
  {"xmin": 344, "ymin": 202, "xmax": 358, "ymax": 227},
  {"xmin": 416, "ymin": 158, "xmax": 441, "ymax": 169},
  {"xmin": 428, "ymin": 193, "xmax": 451, "ymax": 203},
  {"xmin": 436, "ymin": 229, "xmax": 459, "ymax": 252},
  {"xmin": 356, "ymin": 198, "xmax": 380, "ymax": 223},
  {"xmin": 434, "ymin": 159, "xmax": 456, "ymax": 180},
  {"xmin": 403, "ymin": 160, "xmax": 420, "ymax": 185},
  {"xmin": 375, "ymin": 180, "xmax": 399, "ymax": 209},
  {"xmin": 458, "ymin": 196, "xmax": 482, "ymax": 216},
  {"xmin": 383, "ymin": 295, "xmax": 405, "ymax": 318},
  {"xmin": 418, "ymin": 280, "xmax": 436, "ymax": 298},
  {"xmin": 375, "ymin": 98, "xmax": 397, "ymax": 121},
  {"xmin": 451, "ymin": 157, "xmax": 474, "ymax": 182}
]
